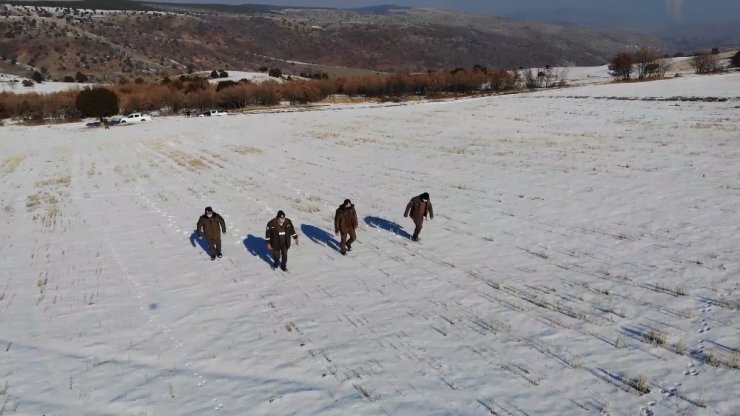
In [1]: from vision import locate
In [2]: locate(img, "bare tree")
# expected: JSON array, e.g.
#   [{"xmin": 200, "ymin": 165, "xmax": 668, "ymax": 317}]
[
  {"xmin": 634, "ymin": 47, "xmax": 663, "ymax": 79},
  {"xmin": 608, "ymin": 52, "xmax": 634, "ymax": 80},
  {"xmin": 690, "ymin": 52, "xmax": 722, "ymax": 74}
]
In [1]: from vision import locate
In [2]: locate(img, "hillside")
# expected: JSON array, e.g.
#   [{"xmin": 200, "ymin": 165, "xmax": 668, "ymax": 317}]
[{"xmin": 0, "ymin": 2, "xmax": 663, "ymax": 81}]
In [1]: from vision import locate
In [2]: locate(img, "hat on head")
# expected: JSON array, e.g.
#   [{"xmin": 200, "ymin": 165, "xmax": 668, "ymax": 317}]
[
  {"xmin": 277, "ymin": 210, "xmax": 285, "ymax": 218},
  {"xmin": 205, "ymin": 206, "xmax": 213, "ymax": 213},
  {"xmin": 344, "ymin": 199, "xmax": 351, "ymax": 205},
  {"xmin": 420, "ymin": 192, "xmax": 429, "ymax": 200}
]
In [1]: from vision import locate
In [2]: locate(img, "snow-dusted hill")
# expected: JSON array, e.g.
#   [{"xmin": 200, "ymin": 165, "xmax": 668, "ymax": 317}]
[{"xmin": 0, "ymin": 73, "xmax": 738, "ymax": 416}]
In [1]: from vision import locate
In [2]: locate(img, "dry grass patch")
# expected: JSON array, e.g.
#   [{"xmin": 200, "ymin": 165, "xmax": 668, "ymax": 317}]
[
  {"xmin": 292, "ymin": 198, "xmax": 321, "ymax": 214},
  {"xmin": 703, "ymin": 349, "xmax": 740, "ymax": 369},
  {"xmin": 642, "ymin": 329, "xmax": 667, "ymax": 346},
  {"xmin": 150, "ymin": 141, "xmax": 210, "ymax": 171},
  {"xmin": 1, "ymin": 154, "xmax": 26, "ymax": 173},
  {"xmin": 624, "ymin": 375, "xmax": 650, "ymax": 395},
  {"xmin": 35, "ymin": 176, "xmax": 71, "ymax": 188},
  {"xmin": 26, "ymin": 192, "xmax": 62, "ymax": 228},
  {"xmin": 26, "ymin": 192, "xmax": 58, "ymax": 211},
  {"xmin": 231, "ymin": 145, "xmax": 263, "ymax": 155},
  {"xmin": 312, "ymin": 131, "xmax": 340, "ymax": 140}
]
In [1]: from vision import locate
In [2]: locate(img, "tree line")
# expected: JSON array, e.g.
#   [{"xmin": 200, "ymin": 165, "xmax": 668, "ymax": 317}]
[
  {"xmin": 0, "ymin": 66, "xmax": 554, "ymax": 122},
  {"xmin": 608, "ymin": 48, "xmax": 738, "ymax": 80}
]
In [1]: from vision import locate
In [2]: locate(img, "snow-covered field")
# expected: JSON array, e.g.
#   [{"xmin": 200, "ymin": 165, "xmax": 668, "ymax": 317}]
[
  {"xmin": 0, "ymin": 74, "xmax": 83, "ymax": 94},
  {"xmin": 0, "ymin": 73, "xmax": 738, "ymax": 416},
  {"xmin": 203, "ymin": 71, "xmax": 286, "ymax": 85}
]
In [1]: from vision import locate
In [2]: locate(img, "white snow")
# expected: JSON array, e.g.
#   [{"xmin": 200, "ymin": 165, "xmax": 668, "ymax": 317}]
[
  {"xmin": 537, "ymin": 72, "xmax": 740, "ymax": 99},
  {"xmin": 0, "ymin": 73, "xmax": 739, "ymax": 416},
  {"xmin": 0, "ymin": 73, "xmax": 84, "ymax": 94},
  {"xmin": 202, "ymin": 71, "xmax": 285, "ymax": 85}
]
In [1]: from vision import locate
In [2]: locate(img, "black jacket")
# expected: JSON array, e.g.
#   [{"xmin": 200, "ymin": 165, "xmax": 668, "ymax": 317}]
[{"xmin": 265, "ymin": 218, "xmax": 298, "ymax": 249}]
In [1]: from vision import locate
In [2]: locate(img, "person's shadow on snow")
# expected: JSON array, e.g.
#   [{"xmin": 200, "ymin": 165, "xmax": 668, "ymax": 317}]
[
  {"xmin": 189, "ymin": 230, "xmax": 209, "ymax": 255},
  {"xmin": 243, "ymin": 234, "xmax": 273, "ymax": 267},
  {"xmin": 301, "ymin": 224, "xmax": 340, "ymax": 252},
  {"xmin": 364, "ymin": 216, "xmax": 412, "ymax": 239}
]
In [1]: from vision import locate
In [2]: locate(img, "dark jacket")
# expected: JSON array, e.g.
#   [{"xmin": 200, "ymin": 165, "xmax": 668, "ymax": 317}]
[
  {"xmin": 265, "ymin": 218, "xmax": 298, "ymax": 249},
  {"xmin": 197, "ymin": 213, "xmax": 226, "ymax": 240},
  {"xmin": 404, "ymin": 196, "xmax": 433, "ymax": 221},
  {"xmin": 334, "ymin": 204, "xmax": 358, "ymax": 233}
]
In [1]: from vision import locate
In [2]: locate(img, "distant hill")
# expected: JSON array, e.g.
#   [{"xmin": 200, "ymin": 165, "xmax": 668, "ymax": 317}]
[{"xmin": 0, "ymin": 1, "xmax": 664, "ymax": 82}]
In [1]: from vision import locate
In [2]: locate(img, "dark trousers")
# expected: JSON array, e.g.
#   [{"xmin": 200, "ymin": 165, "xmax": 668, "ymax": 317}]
[
  {"xmin": 412, "ymin": 218, "xmax": 424, "ymax": 240},
  {"xmin": 339, "ymin": 229, "xmax": 356, "ymax": 254},
  {"xmin": 272, "ymin": 246, "xmax": 288, "ymax": 268},
  {"xmin": 207, "ymin": 238, "xmax": 221, "ymax": 256}
]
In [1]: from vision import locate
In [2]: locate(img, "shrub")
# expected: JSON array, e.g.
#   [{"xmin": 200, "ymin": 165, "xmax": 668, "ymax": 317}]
[
  {"xmin": 216, "ymin": 80, "xmax": 237, "ymax": 92},
  {"xmin": 75, "ymin": 71, "xmax": 88, "ymax": 83},
  {"xmin": 730, "ymin": 51, "xmax": 740, "ymax": 68},
  {"xmin": 690, "ymin": 52, "xmax": 722, "ymax": 74},
  {"xmin": 281, "ymin": 80, "xmax": 324, "ymax": 104},
  {"xmin": 634, "ymin": 47, "xmax": 664, "ymax": 79},
  {"xmin": 210, "ymin": 70, "xmax": 219, "ymax": 78},
  {"xmin": 642, "ymin": 329, "xmax": 667, "ymax": 345},
  {"xmin": 250, "ymin": 82, "xmax": 280, "ymax": 106},
  {"xmin": 609, "ymin": 52, "xmax": 634, "ymax": 80},
  {"xmin": 31, "ymin": 71, "xmax": 44, "ymax": 83},
  {"xmin": 75, "ymin": 87, "xmax": 118, "ymax": 121},
  {"xmin": 258, "ymin": 66, "xmax": 268, "ymax": 72},
  {"xmin": 62, "ymin": 75, "xmax": 75, "ymax": 83},
  {"xmin": 268, "ymin": 68, "xmax": 282, "ymax": 78},
  {"xmin": 219, "ymin": 70, "xmax": 228, "ymax": 78},
  {"xmin": 22, "ymin": 80, "xmax": 34, "ymax": 87}
]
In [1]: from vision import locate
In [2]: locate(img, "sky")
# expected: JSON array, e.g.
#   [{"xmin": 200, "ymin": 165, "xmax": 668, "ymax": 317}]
[{"xmin": 155, "ymin": 0, "xmax": 740, "ymax": 30}]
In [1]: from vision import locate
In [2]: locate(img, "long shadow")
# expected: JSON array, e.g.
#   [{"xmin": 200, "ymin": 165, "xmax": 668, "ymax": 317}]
[
  {"xmin": 364, "ymin": 216, "xmax": 412, "ymax": 239},
  {"xmin": 190, "ymin": 230, "xmax": 209, "ymax": 255},
  {"xmin": 243, "ymin": 234, "xmax": 272, "ymax": 266},
  {"xmin": 243, "ymin": 234, "xmax": 274, "ymax": 267},
  {"xmin": 301, "ymin": 224, "xmax": 340, "ymax": 252}
]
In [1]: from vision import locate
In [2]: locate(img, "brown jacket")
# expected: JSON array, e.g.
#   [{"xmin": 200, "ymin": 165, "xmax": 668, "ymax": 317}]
[
  {"xmin": 265, "ymin": 218, "xmax": 298, "ymax": 249},
  {"xmin": 197, "ymin": 213, "xmax": 226, "ymax": 240},
  {"xmin": 334, "ymin": 204, "xmax": 358, "ymax": 233},
  {"xmin": 404, "ymin": 196, "xmax": 433, "ymax": 221}
]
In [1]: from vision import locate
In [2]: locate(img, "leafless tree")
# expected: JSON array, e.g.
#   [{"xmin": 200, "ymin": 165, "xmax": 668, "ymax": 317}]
[
  {"xmin": 690, "ymin": 52, "xmax": 722, "ymax": 74},
  {"xmin": 634, "ymin": 47, "xmax": 664, "ymax": 79},
  {"xmin": 608, "ymin": 52, "xmax": 634, "ymax": 80}
]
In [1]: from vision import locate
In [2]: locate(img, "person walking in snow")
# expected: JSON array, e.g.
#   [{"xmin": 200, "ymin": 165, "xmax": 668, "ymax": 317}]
[
  {"xmin": 335, "ymin": 199, "xmax": 358, "ymax": 255},
  {"xmin": 197, "ymin": 206, "xmax": 226, "ymax": 260},
  {"xmin": 265, "ymin": 210, "xmax": 299, "ymax": 271},
  {"xmin": 404, "ymin": 192, "xmax": 433, "ymax": 242}
]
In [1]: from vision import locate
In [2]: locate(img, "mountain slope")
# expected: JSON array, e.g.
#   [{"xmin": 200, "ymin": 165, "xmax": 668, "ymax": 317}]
[{"xmin": 0, "ymin": 2, "xmax": 663, "ymax": 81}]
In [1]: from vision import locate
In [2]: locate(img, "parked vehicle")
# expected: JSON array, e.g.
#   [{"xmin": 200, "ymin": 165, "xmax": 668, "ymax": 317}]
[
  {"xmin": 198, "ymin": 109, "xmax": 228, "ymax": 117},
  {"xmin": 119, "ymin": 113, "xmax": 152, "ymax": 124}
]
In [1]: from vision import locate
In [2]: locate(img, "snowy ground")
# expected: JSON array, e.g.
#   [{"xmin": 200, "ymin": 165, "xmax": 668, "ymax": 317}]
[
  {"xmin": 0, "ymin": 73, "xmax": 738, "ymax": 416},
  {"xmin": 202, "ymin": 71, "xmax": 286, "ymax": 85},
  {"xmin": 0, "ymin": 73, "xmax": 83, "ymax": 94}
]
